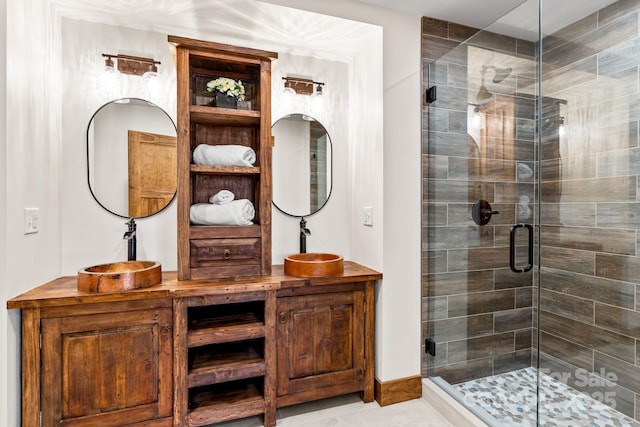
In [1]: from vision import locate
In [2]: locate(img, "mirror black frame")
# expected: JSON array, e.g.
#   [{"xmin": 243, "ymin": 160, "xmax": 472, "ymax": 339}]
[
  {"xmin": 86, "ymin": 97, "xmax": 177, "ymax": 219},
  {"xmin": 272, "ymin": 113, "xmax": 333, "ymax": 218}
]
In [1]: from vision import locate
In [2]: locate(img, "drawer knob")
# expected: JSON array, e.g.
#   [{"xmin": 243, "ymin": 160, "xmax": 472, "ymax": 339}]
[{"xmin": 223, "ymin": 249, "xmax": 231, "ymax": 259}]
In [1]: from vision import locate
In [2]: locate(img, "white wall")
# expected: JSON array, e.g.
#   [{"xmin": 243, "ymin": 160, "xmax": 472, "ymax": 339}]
[
  {"xmin": 57, "ymin": 11, "xmax": 374, "ymax": 275},
  {"xmin": 378, "ymin": 11, "xmax": 422, "ymax": 383},
  {"xmin": 0, "ymin": 0, "xmax": 8, "ymax": 423},
  {"xmin": 271, "ymin": 53, "xmax": 351, "ymax": 262},
  {"xmin": 5, "ymin": 0, "xmax": 62, "ymax": 425},
  {"xmin": 3, "ymin": 4, "xmax": 420, "ymax": 425},
  {"xmin": 261, "ymin": 0, "xmax": 422, "ymax": 383},
  {"xmin": 60, "ymin": 18, "xmax": 177, "ymax": 273},
  {"xmin": 55, "ymin": 0, "xmax": 396, "ymax": 383}
]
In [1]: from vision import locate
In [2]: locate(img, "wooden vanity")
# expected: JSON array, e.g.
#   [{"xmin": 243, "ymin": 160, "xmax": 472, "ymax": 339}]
[
  {"xmin": 7, "ymin": 261, "xmax": 381, "ymax": 427},
  {"xmin": 7, "ymin": 34, "xmax": 382, "ymax": 427}
]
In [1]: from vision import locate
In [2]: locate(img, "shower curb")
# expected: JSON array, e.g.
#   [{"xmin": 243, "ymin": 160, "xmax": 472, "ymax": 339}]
[{"xmin": 422, "ymin": 378, "xmax": 493, "ymax": 426}]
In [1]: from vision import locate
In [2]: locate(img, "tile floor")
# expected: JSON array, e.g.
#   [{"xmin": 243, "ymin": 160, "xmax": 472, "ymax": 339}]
[
  {"xmin": 213, "ymin": 393, "xmax": 454, "ymax": 427},
  {"xmin": 454, "ymin": 367, "xmax": 640, "ymax": 427},
  {"xmin": 205, "ymin": 367, "xmax": 640, "ymax": 427}
]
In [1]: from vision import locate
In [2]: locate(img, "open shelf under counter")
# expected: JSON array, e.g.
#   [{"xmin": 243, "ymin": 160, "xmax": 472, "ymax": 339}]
[
  {"xmin": 188, "ymin": 379, "xmax": 265, "ymax": 427},
  {"xmin": 187, "ymin": 316, "xmax": 264, "ymax": 347},
  {"xmin": 188, "ymin": 313, "xmax": 265, "ymax": 348},
  {"xmin": 188, "ymin": 341, "xmax": 265, "ymax": 388},
  {"xmin": 189, "ymin": 105, "xmax": 260, "ymax": 126}
]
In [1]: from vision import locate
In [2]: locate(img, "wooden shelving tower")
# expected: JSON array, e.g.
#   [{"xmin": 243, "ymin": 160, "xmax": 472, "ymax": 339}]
[{"xmin": 169, "ymin": 36, "xmax": 277, "ymax": 280}]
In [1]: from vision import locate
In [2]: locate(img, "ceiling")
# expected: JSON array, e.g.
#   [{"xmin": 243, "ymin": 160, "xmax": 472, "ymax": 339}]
[
  {"xmin": 48, "ymin": 0, "xmax": 381, "ymax": 62},
  {"xmin": 357, "ymin": 0, "xmax": 524, "ymax": 29},
  {"xmin": 355, "ymin": 0, "xmax": 620, "ymax": 40},
  {"xmin": 47, "ymin": 0, "xmax": 623, "ymax": 55}
]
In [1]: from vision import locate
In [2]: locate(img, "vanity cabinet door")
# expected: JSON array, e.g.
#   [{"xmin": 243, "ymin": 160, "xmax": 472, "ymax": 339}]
[
  {"xmin": 40, "ymin": 305, "xmax": 173, "ymax": 426},
  {"xmin": 275, "ymin": 289, "xmax": 366, "ymax": 407}
]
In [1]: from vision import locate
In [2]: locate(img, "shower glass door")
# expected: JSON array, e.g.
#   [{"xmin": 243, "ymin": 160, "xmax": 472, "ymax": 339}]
[
  {"xmin": 537, "ymin": 0, "xmax": 640, "ymax": 424},
  {"xmin": 423, "ymin": 0, "xmax": 640, "ymax": 425},
  {"xmin": 422, "ymin": 1, "xmax": 537, "ymax": 422}
]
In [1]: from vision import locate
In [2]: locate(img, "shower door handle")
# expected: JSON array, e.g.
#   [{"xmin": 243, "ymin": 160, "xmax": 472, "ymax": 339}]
[{"xmin": 509, "ymin": 223, "xmax": 533, "ymax": 273}]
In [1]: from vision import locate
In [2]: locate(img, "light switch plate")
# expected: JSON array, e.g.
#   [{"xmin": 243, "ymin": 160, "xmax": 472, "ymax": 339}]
[
  {"xmin": 363, "ymin": 206, "xmax": 373, "ymax": 226},
  {"xmin": 24, "ymin": 208, "xmax": 39, "ymax": 234}
]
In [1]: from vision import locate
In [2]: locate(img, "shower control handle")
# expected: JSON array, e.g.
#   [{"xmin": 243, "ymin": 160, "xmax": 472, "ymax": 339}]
[
  {"xmin": 472, "ymin": 200, "xmax": 499, "ymax": 226},
  {"xmin": 510, "ymin": 223, "xmax": 533, "ymax": 273}
]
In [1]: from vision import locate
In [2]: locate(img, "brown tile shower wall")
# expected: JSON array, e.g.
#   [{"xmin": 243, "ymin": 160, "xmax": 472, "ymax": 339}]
[
  {"xmin": 421, "ymin": 17, "xmax": 536, "ymax": 383},
  {"xmin": 539, "ymin": 0, "xmax": 640, "ymax": 420}
]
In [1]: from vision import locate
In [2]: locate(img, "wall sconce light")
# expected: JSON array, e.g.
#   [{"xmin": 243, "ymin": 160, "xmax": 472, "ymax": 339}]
[
  {"xmin": 468, "ymin": 103, "xmax": 486, "ymax": 130},
  {"xmin": 558, "ymin": 116, "xmax": 566, "ymax": 137},
  {"xmin": 103, "ymin": 55, "xmax": 116, "ymax": 73},
  {"xmin": 101, "ymin": 53, "xmax": 161, "ymax": 78},
  {"xmin": 282, "ymin": 76, "xmax": 324, "ymax": 96}
]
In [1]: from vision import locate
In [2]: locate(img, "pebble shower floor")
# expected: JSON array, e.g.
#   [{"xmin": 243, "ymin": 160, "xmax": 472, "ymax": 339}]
[{"xmin": 453, "ymin": 367, "xmax": 640, "ymax": 426}]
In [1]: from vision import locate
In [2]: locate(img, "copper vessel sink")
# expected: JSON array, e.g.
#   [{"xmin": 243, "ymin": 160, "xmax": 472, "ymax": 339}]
[
  {"xmin": 77, "ymin": 261, "xmax": 161, "ymax": 293},
  {"xmin": 284, "ymin": 253, "xmax": 344, "ymax": 277}
]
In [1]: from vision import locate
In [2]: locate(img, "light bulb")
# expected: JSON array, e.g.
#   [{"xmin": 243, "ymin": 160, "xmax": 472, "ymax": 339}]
[
  {"xmin": 104, "ymin": 57, "xmax": 117, "ymax": 74},
  {"xmin": 468, "ymin": 107, "xmax": 485, "ymax": 130},
  {"xmin": 143, "ymin": 63, "xmax": 158, "ymax": 80}
]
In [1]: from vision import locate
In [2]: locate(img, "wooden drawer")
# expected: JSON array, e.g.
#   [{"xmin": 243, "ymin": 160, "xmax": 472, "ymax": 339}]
[{"xmin": 190, "ymin": 238, "xmax": 261, "ymax": 268}]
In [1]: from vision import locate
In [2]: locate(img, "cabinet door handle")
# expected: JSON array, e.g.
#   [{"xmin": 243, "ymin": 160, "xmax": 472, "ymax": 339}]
[{"xmin": 279, "ymin": 312, "xmax": 287, "ymax": 323}]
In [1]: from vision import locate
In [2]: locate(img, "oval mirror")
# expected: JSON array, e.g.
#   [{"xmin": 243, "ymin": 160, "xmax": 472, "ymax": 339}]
[
  {"xmin": 272, "ymin": 114, "xmax": 333, "ymax": 217},
  {"xmin": 87, "ymin": 98, "xmax": 177, "ymax": 218}
]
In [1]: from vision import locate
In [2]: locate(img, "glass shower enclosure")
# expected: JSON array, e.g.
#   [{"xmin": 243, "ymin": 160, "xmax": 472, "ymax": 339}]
[{"xmin": 422, "ymin": 0, "xmax": 640, "ymax": 424}]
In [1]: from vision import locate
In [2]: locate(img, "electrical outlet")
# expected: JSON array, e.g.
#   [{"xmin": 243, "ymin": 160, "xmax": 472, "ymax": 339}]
[
  {"xmin": 24, "ymin": 208, "xmax": 39, "ymax": 234},
  {"xmin": 363, "ymin": 206, "xmax": 373, "ymax": 226}
]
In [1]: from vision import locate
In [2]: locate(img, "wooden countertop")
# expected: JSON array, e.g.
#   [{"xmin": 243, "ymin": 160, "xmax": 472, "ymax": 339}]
[{"xmin": 7, "ymin": 261, "xmax": 382, "ymax": 309}]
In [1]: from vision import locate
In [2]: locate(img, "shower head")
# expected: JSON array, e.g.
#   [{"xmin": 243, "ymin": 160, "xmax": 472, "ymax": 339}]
[
  {"xmin": 476, "ymin": 85, "xmax": 493, "ymax": 103},
  {"xmin": 476, "ymin": 65, "xmax": 513, "ymax": 103},
  {"xmin": 492, "ymin": 67, "xmax": 512, "ymax": 83},
  {"xmin": 482, "ymin": 65, "xmax": 513, "ymax": 83}
]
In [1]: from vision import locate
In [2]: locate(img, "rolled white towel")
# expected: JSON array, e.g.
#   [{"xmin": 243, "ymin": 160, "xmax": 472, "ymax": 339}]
[
  {"xmin": 209, "ymin": 190, "xmax": 235, "ymax": 204},
  {"xmin": 193, "ymin": 144, "xmax": 256, "ymax": 167},
  {"xmin": 190, "ymin": 199, "xmax": 255, "ymax": 226}
]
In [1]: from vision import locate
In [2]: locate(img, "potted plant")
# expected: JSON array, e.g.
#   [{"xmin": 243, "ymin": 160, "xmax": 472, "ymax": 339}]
[{"xmin": 204, "ymin": 77, "xmax": 245, "ymax": 109}]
